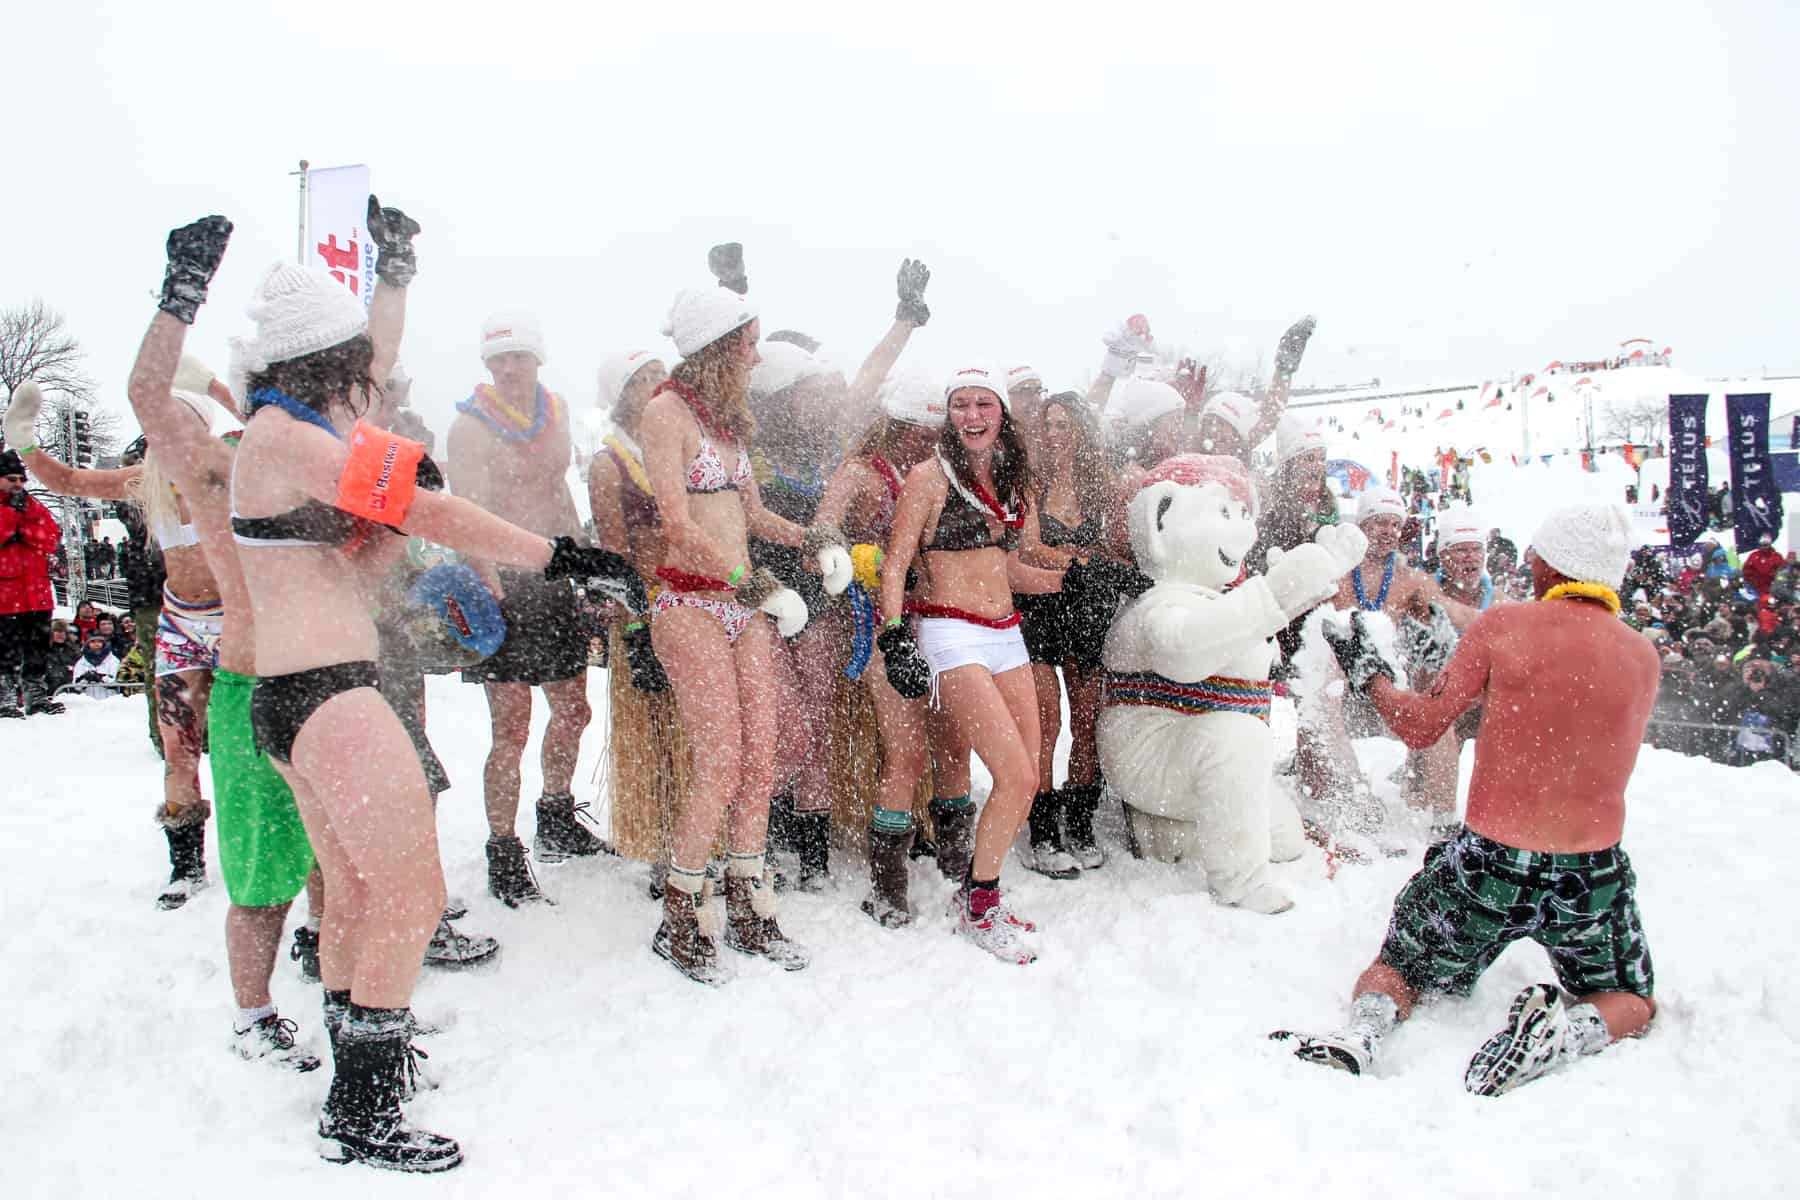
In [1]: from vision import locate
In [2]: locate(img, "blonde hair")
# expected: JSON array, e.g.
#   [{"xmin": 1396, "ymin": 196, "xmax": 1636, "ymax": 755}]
[
  {"xmin": 670, "ymin": 328, "xmax": 755, "ymax": 443},
  {"xmin": 125, "ymin": 448, "xmax": 185, "ymax": 547}
]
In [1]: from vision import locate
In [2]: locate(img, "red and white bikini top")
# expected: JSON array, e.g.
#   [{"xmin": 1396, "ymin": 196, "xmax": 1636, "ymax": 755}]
[{"xmin": 687, "ymin": 434, "xmax": 753, "ymax": 494}]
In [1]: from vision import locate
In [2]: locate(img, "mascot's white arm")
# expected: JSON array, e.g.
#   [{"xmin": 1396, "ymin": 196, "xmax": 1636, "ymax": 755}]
[{"xmin": 1111, "ymin": 580, "xmax": 1289, "ymax": 683}]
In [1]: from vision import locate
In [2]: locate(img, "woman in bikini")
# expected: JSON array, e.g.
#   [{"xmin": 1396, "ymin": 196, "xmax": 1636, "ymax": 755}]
[
  {"xmin": 877, "ymin": 364, "xmax": 1066, "ymax": 964},
  {"xmin": 1016, "ymin": 393, "xmax": 1119, "ymax": 878},
  {"xmin": 810, "ymin": 368, "xmax": 947, "ymax": 926},
  {"xmin": 639, "ymin": 287, "xmax": 849, "ymax": 983},
  {"xmin": 148, "ymin": 215, "xmax": 640, "ymax": 1171},
  {"xmin": 3, "ymin": 379, "xmax": 225, "ymax": 909}
]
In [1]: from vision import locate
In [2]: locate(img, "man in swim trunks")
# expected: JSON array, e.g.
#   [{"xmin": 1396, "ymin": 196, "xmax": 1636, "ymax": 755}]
[
  {"xmin": 447, "ymin": 312, "xmax": 599, "ymax": 905},
  {"xmin": 1277, "ymin": 501, "xmax": 1659, "ymax": 1096}
]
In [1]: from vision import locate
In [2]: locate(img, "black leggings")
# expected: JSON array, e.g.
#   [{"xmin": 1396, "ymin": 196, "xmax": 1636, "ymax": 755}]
[{"xmin": 251, "ymin": 661, "xmax": 381, "ymax": 764}]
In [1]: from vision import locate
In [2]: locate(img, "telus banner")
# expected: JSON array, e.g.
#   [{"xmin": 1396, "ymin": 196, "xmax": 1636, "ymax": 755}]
[
  {"xmin": 1665, "ymin": 394, "xmax": 1708, "ymax": 548},
  {"xmin": 1725, "ymin": 392, "xmax": 1784, "ymax": 553}
]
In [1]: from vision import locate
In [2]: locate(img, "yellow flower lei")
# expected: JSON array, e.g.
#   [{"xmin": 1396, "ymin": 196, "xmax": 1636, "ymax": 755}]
[{"xmin": 1542, "ymin": 581, "xmax": 1621, "ymax": 613}]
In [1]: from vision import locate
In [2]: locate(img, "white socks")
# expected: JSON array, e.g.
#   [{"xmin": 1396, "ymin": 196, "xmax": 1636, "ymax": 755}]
[
  {"xmin": 1348, "ymin": 992, "xmax": 1400, "ymax": 1040},
  {"xmin": 234, "ymin": 1004, "xmax": 276, "ymax": 1034},
  {"xmin": 1565, "ymin": 1002, "xmax": 1611, "ymax": 1056}
]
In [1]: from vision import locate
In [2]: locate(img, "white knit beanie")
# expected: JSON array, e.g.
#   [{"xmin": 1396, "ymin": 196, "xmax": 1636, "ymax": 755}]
[
  {"xmin": 1107, "ymin": 377, "xmax": 1184, "ymax": 430},
  {"xmin": 1005, "ymin": 364, "xmax": 1043, "ymax": 392},
  {"xmin": 662, "ymin": 287, "xmax": 757, "ymax": 358},
  {"xmin": 751, "ymin": 340, "xmax": 827, "ymax": 399},
  {"xmin": 227, "ymin": 262, "xmax": 369, "ymax": 403},
  {"xmin": 1436, "ymin": 512, "xmax": 1487, "ymax": 552},
  {"xmin": 944, "ymin": 363, "xmax": 1010, "ymax": 411},
  {"xmin": 596, "ymin": 349, "xmax": 662, "ymax": 410},
  {"xmin": 1275, "ymin": 412, "xmax": 1328, "ymax": 462},
  {"xmin": 879, "ymin": 370, "xmax": 947, "ymax": 426},
  {"xmin": 480, "ymin": 311, "xmax": 547, "ymax": 364},
  {"xmin": 1529, "ymin": 502, "xmax": 1633, "ymax": 590},
  {"xmin": 1356, "ymin": 486, "xmax": 1407, "ymax": 524},
  {"xmin": 1203, "ymin": 390, "xmax": 1259, "ymax": 440}
]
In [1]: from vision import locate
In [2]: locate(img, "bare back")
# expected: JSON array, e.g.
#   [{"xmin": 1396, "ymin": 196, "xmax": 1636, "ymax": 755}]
[{"xmin": 1380, "ymin": 598, "xmax": 1661, "ymax": 852}]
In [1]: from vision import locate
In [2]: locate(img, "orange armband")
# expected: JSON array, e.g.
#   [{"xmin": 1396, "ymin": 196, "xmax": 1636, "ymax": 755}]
[{"xmin": 336, "ymin": 420, "xmax": 426, "ymax": 527}]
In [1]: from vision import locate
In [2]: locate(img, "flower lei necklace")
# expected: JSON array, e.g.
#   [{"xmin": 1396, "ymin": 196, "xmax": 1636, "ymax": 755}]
[
  {"xmin": 1352, "ymin": 553, "xmax": 1395, "ymax": 611},
  {"xmin": 458, "ymin": 383, "xmax": 559, "ymax": 443},
  {"xmin": 1542, "ymin": 581, "xmax": 1621, "ymax": 614}
]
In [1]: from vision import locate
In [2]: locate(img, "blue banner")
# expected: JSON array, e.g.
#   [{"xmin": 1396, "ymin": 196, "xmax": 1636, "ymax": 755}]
[
  {"xmin": 1666, "ymin": 394, "xmax": 1709, "ymax": 548},
  {"xmin": 1725, "ymin": 393, "xmax": 1783, "ymax": 553}
]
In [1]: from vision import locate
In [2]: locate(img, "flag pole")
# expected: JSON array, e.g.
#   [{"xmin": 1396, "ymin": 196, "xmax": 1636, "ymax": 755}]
[{"xmin": 292, "ymin": 159, "xmax": 310, "ymax": 265}]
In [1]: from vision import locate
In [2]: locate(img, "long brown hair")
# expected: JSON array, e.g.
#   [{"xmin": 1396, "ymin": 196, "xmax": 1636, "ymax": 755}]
[
  {"xmin": 937, "ymin": 404, "xmax": 1034, "ymax": 512},
  {"xmin": 670, "ymin": 326, "xmax": 755, "ymax": 444},
  {"xmin": 245, "ymin": 334, "xmax": 378, "ymax": 421},
  {"xmin": 1041, "ymin": 394, "xmax": 1113, "ymax": 521}
]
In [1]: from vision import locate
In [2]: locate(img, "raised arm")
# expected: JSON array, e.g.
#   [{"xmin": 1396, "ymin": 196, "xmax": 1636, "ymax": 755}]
[
  {"xmin": 845, "ymin": 258, "xmax": 931, "ymax": 411},
  {"xmin": 1245, "ymin": 315, "xmax": 1316, "ymax": 448},
  {"xmin": 364, "ymin": 196, "xmax": 420, "ymax": 386},
  {"xmin": 5, "ymin": 382, "xmax": 141, "ymax": 500}
]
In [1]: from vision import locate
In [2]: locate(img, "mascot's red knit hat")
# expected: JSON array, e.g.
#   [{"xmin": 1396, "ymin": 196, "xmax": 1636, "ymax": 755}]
[{"xmin": 1136, "ymin": 453, "xmax": 1257, "ymax": 514}]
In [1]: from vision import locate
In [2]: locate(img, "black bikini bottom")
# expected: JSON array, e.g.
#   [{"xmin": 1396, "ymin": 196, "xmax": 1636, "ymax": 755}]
[{"xmin": 250, "ymin": 661, "xmax": 381, "ymax": 764}]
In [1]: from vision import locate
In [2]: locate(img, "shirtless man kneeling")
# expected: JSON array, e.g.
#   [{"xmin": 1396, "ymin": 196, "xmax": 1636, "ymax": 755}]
[{"xmin": 1277, "ymin": 501, "xmax": 1659, "ymax": 1096}]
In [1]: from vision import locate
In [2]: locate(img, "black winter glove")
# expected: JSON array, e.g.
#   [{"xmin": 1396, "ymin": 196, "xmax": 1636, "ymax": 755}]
[
  {"xmin": 544, "ymin": 537, "xmax": 648, "ymax": 614},
  {"xmin": 877, "ymin": 623, "xmax": 931, "ymax": 700},
  {"xmin": 623, "ymin": 622, "xmax": 669, "ymax": 692},
  {"xmin": 366, "ymin": 195, "xmax": 422, "ymax": 287},
  {"xmin": 708, "ymin": 242, "xmax": 748, "ymax": 295},
  {"xmin": 1321, "ymin": 611, "xmax": 1397, "ymax": 695},
  {"xmin": 415, "ymin": 453, "xmax": 444, "ymax": 493},
  {"xmin": 160, "ymin": 216, "xmax": 233, "ymax": 324},
  {"xmin": 895, "ymin": 258, "xmax": 931, "ymax": 326},
  {"xmin": 1274, "ymin": 314, "xmax": 1317, "ymax": 380}
]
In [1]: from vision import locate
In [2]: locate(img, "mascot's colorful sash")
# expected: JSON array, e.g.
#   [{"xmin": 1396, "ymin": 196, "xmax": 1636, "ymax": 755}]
[{"xmin": 1103, "ymin": 671, "xmax": 1272, "ymax": 722}]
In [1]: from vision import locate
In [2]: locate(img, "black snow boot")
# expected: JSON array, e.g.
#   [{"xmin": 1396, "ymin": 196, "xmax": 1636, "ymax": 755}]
[
  {"xmin": 793, "ymin": 809, "xmax": 830, "ymax": 892},
  {"xmin": 1062, "ymin": 784, "xmax": 1105, "ymax": 870},
  {"xmin": 1023, "ymin": 791, "xmax": 1080, "ymax": 880},
  {"xmin": 532, "ymin": 792, "xmax": 610, "ymax": 862},
  {"xmin": 0, "ymin": 671, "xmax": 22, "ymax": 718},
  {"xmin": 23, "ymin": 678, "xmax": 63, "ymax": 715},
  {"xmin": 157, "ymin": 822, "xmax": 209, "ymax": 910},
  {"xmin": 486, "ymin": 835, "xmax": 552, "ymax": 907},
  {"xmin": 318, "ymin": 1006, "xmax": 462, "ymax": 1173},
  {"xmin": 928, "ymin": 798, "xmax": 977, "ymax": 883},
  {"xmin": 291, "ymin": 925, "xmax": 322, "ymax": 984}
]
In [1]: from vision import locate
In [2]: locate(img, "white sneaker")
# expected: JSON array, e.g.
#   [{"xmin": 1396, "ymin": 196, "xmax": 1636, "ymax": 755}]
[
  {"xmin": 1465, "ymin": 984, "xmax": 1573, "ymax": 1096},
  {"xmin": 231, "ymin": 1015, "xmax": 321, "ymax": 1073},
  {"xmin": 956, "ymin": 900, "xmax": 1038, "ymax": 965}
]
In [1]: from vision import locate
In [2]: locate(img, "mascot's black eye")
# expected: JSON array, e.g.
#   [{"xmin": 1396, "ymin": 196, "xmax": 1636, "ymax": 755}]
[{"xmin": 1156, "ymin": 495, "xmax": 1173, "ymax": 530}]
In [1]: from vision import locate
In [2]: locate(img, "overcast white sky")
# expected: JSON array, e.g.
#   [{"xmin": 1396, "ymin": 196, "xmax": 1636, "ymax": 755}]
[{"xmin": 3, "ymin": 0, "xmax": 1796, "ymax": 439}]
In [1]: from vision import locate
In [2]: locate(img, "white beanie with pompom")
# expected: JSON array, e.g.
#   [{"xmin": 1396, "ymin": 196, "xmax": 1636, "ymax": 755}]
[{"xmin": 227, "ymin": 262, "xmax": 368, "ymax": 405}]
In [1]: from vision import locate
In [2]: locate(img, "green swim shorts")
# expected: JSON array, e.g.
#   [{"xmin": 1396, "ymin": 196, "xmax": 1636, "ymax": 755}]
[
  {"xmin": 209, "ymin": 669, "xmax": 315, "ymax": 907},
  {"xmin": 1379, "ymin": 827, "xmax": 1654, "ymax": 1000}
]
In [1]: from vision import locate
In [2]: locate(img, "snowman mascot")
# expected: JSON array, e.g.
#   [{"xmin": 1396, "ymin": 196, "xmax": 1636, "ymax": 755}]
[{"xmin": 1097, "ymin": 455, "xmax": 1367, "ymax": 914}]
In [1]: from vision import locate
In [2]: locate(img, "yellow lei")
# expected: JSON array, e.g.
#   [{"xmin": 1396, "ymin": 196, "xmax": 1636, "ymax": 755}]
[
  {"xmin": 1542, "ymin": 581, "xmax": 1621, "ymax": 614},
  {"xmin": 602, "ymin": 433, "xmax": 654, "ymax": 497}
]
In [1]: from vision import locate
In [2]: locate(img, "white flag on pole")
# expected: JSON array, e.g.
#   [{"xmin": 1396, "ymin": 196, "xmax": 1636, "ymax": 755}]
[{"xmin": 305, "ymin": 164, "xmax": 374, "ymax": 309}]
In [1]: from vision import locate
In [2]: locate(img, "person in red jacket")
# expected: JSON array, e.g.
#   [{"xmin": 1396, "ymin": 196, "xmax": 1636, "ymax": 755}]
[
  {"xmin": 1741, "ymin": 533, "xmax": 1784, "ymax": 598},
  {"xmin": 0, "ymin": 448, "xmax": 64, "ymax": 717}
]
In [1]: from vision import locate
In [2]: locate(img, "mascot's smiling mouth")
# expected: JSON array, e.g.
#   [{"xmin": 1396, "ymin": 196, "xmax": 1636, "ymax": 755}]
[{"xmin": 1218, "ymin": 549, "xmax": 1239, "ymax": 569}]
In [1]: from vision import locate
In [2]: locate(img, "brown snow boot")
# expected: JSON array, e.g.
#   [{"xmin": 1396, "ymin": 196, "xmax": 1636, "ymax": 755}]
[
  {"xmin": 722, "ymin": 860, "xmax": 810, "ymax": 971},
  {"xmin": 861, "ymin": 813, "xmax": 914, "ymax": 928},
  {"xmin": 652, "ymin": 881, "xmax": 724, "ymax": 985}
]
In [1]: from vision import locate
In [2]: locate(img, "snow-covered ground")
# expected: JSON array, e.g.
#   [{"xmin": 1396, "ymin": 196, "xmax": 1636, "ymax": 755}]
[{"xmin": 5, "ymin": 675, "xmax": 1795, "ymax": 1198}]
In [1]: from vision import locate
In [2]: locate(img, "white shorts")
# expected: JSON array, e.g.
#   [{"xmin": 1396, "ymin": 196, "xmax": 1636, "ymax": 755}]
[
  {"xmin": 155, "ymin": 589, "xmax": 224, "ymax": 677},
  {"xmin": 914, "ymin": 616, "xmax": 1030, "ymax": 700}
]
